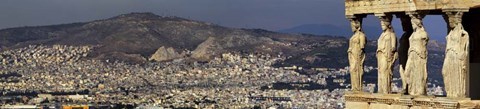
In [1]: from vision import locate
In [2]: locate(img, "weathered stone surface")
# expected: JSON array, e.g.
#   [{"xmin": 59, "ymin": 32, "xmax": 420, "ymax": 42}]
[
  {"xmin": 370, "ymin": 103, "xmax": 389, "ymax": 109},
  {"xmin": 192, "ymin": 37, "xmax": 217, "ymax": 61},
  {"xmin": 149, "ymin": 46, "xmax": 182, "ymax": 61},
  {"xmin": 376, "ymin": 14, "xmax": 397, "ymax": 94},
  {"xmin": 345, "ymin": 0, "xmax": 480, "ymax": 16},
  {"xmin": 410, "ymin": 106, "xmax": 431, "ymax": 109},
  {"xmin": 345, "ymin": 0, "xmax": 480, "ymax": 108},
  {"xmin": 442, "ymin": 11, "xmax": 470, "ymax": 98},
  {"xmin": 390, "ymin": 104, "xmax": 410, "ymax": 109},
  {"xmin": 348, "ymin": 16, "xmax": 367, "ymax": 92},
  {"xmin": 405, "ymin": 13, "xmax": 428, "ymax": 96},
  {"xmin": 346, "ymin": 101, "xmax": 369, "ymax": 109},
  {"xmin": 343, "ymin": 93, "xmax": 480, "ymax": 108},
  {"xmin": 344, "ymin": 1, "xmax": 480, "ymax": 109}
]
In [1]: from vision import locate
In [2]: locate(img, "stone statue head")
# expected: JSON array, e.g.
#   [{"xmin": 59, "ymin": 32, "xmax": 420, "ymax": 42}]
[
  {"xmin": 408, "ymin": 13, "xmax": 425, "ymax": 30},
  {"xmin": 380, "ymin": 15, "xmax": 393, "ymax": 31},
  {"xmin": 411, "ymin": 18, "xmax": 421, "ymax": 30},
  {"xmin": 411, "ymin": 15, "xmax": 424, "ymax": 30},
  {"xmin": 350, "ymin": 19, "xmax": 362, "ymax": 32},
  {"xmin": 445, "ymin": 11, "xmax": 464, "ymax": 30}
]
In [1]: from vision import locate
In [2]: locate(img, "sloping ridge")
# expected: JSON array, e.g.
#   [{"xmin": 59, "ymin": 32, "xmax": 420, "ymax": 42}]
[{"xmin": 0, "ymin": 12, "xmax": 328, "ymax": 63}]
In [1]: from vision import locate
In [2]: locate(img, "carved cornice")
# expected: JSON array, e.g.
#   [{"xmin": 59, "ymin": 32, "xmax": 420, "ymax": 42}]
[{"xmin": 345, "ymin": 0, "xmax": 480, "ymax": 15}]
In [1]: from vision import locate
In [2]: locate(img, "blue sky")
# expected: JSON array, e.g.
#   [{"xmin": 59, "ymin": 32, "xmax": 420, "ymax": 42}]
[{"xmin": 0, "ymin": 0, "xmax": 447, "ymax": 41}]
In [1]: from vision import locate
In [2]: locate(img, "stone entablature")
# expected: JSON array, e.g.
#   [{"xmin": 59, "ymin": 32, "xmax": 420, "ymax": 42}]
[
  {"xmin": 345, "ymin": 0, "xmax": 480, "ymax": 16},
  {"xmin": 345, "ymin": 93, "xmax": 480, "ymax": 109}
]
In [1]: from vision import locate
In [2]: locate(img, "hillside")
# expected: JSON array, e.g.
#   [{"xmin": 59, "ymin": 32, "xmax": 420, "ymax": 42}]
[
  {"xmin": 0, "ymin": 12, "xmax": 344, "ymax": 64},
  {"xmin": 0, "ymin": 12, "xmax": 446, "ymax": 72},
  {"xmin": 0, "ymin": 12, "xmax": 449, "ymax": 94}
]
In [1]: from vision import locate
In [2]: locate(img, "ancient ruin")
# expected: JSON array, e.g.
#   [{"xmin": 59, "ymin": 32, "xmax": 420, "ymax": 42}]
[
  {"xmin": 405, "ymin": 12, "xmax": 429, "ymax": 96},
  {"xmin": 345, "ymin": 0, "xmax": 480, "ymax": 108},
  {"xmin": 442, "ymin": 11, "xmax": 470, "ymax": 98},
  {"xmin": 348, "ymin": 16, "xmax": 367, "ymax": 92},
  {"xmin": 376, "ymin": 14, "xmax": 397, "ymax": 94}
]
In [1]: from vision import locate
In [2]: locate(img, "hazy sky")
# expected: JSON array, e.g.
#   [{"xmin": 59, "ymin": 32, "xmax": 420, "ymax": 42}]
[{"xmin": 0, "ymin": 0, "xmax": 447, "ymax": 41}]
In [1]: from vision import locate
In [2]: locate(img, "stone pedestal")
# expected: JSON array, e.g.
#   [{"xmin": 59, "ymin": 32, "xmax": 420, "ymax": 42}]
[
  {"xmin": 345, "ymin": 92, "xmax": 480, "ymax": 109},
  {"xmin": 370, "ymin": 103, "xmax": 389, "ymax": 109},
  {"xmin": 390, "ymin": 104, "xmax": 410, "ymax": 109},
  {"xmin": 346, "ymin": 101, "xmax": 370, "ymax": 109}
]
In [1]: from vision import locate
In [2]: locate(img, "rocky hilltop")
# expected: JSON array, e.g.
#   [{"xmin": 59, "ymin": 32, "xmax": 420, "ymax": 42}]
[
  {"xmin": 0, "ymin": 12, "xmax": 343, "ymax": 65},
  {"xmin": 0, "ymin": 12, "xmax": 445, "ymax": 69}
]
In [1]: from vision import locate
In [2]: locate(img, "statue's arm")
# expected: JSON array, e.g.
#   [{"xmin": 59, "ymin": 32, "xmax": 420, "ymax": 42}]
[
  {"xmin": 392, "ymin": 37, "xmax": 399, "ymax": 59},
  {"xmin": 347, "ymin": 39, "xmax": 353, "ymax": 52},
  {"xmin": 391, "ymin": 36, "xmax": 397, "ymax": 52},
  {"xmin": 463, "ymin": 30, "xmax": 470, "ymax": 58},
  {"xmin": 360, "ymin": 34, "xmax": 367, "ymax": 49}
]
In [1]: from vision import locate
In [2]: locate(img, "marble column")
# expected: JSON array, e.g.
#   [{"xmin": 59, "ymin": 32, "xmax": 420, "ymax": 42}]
[
  {"xmin": 375, "ymin": 13, "xmax": 397, "ymax": 94},
  {"xmin": 396, "ymin": 13, "xmax": 413, "ymax": 95},
  {"xmin": 442, "ymin": 10, "xmax": 470, "ymax": 98},
  {"xmin": 405, "ymin": 12, "xmax": 428, "ymax": 96},
  {"xmin": 347, "ymin": 15, "xmax": 367, "ymax": 92}
]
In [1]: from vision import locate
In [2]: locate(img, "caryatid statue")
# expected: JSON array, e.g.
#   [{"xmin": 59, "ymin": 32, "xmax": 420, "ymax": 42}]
[
  {"xmin": 347, "ymin": 16, "xmax": 367, "ymax": 92},
  {"xmin": 442, "ymin": 11, "xmax": 470, "ymax": 98},
  {"xmin": 397, "ymin": 14, "xmax": 413, "ymax": 94},
  {"xmin": 405, "ymin": 12, "xmax": 429, "ymax": 95},
  {"xmin": 376, "ymin": 14, "xmax": 397, "ymax": 94}
]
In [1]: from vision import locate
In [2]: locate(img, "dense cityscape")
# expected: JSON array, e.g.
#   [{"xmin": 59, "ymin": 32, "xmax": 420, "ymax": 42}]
[
  {"xmin": 0, "ymin": 45, "xmax": 446, "ymax": 108},
  {"xmin": 0, "ymin": 45, "xmax": 347, "ymax": 108}
]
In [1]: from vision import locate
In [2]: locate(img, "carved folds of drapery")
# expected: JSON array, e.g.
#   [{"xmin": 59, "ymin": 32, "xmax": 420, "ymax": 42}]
[
  {"xmin": 347, "ymin": 15, "xmax": 367, "ymax": 92},
  {"xmin": 376, "ymin": 14, "xmax": 397, "ymax": 94},
  {"xmin": 442, "ymin": 11, "xmax": 470, "ymax": 98},
  {"xmin": 405, "ymin": 12, "xmax": 428, "ymax": 96}
]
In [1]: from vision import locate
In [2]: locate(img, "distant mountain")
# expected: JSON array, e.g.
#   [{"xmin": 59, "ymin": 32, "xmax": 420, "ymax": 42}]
[
  {"xmin": 0, "ymin": 12, "xmax": 344, "ymax": 64},
  {"xmin": 278, "ymin": 24, "xmax": 382, "ymax": 39},
  {"xmin": 0, "ymin": 12, "xmax": 445, "ymax": 73}
]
